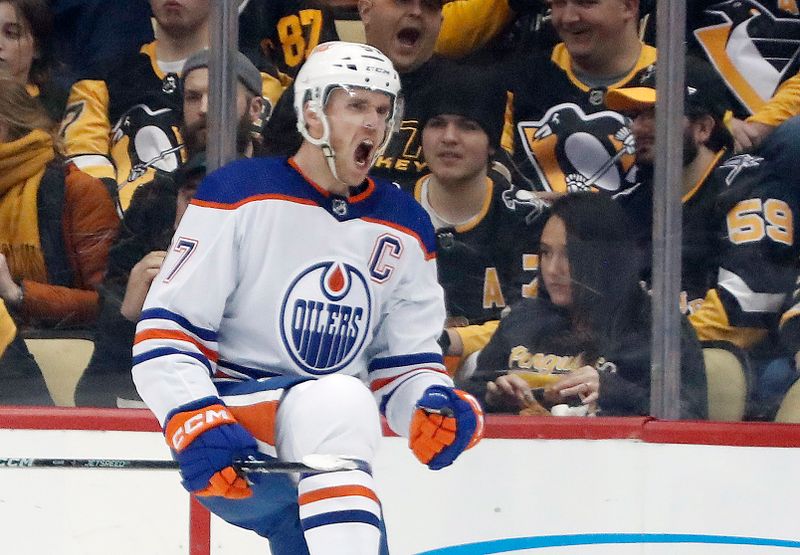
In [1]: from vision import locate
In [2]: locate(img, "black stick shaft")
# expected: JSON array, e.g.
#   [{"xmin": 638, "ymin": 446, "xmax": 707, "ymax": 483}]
[{"xmin": 0, "ymin": 457, "xmax": 321, "ymax": 473}]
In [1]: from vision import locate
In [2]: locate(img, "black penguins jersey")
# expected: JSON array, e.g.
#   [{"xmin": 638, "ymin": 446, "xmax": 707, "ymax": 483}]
[
  {"xmin": 613, "ymin": 151, "xmax": 728, "ymax": 315},
  {"xmin": 505, "ymin": 43, "xmax": 657, "ymax": 194},
  {"xmin": 690, "ymin": 152, "xmax": 800, "ymax": 349},
  {"xmin": 414, "ymin": 173, "xmax": 546, "ymax": 325},
  {"xmin": 60, "ymin": 40, "xmax": 287, "ymax": 212},
  {"xmin": 691, "ymin": 0, "xmax": 800, "ymax": 118},
  {"xmin": 641, "ymin": 0, "xmax": 800, "ymax": 118},
  {"xmin": 60, "ymin": 41, "xmax": 184, "ymax": 211},
  {"xmin": 239, "ymin": 0, "xmax": 341, "ymax": 78}
]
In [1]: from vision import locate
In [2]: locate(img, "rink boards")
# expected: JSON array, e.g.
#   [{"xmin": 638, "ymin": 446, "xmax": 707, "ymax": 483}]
[{"xmin": 1, "ymin": 408, "xmax": 799, "ymax": 555}]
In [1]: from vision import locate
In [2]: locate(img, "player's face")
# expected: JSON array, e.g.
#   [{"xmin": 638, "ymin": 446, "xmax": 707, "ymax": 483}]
[
  {"xmin": 325, "ymin": 87, "xmax": 393, "ymax": 187},
  {"xmin": 182, "ymin": 67, "xmax": 255, "ymax": 155},
  {"xmin": 359, "ymin": 0, "xmax": 443, "ymax": 73},
  {"xmin": 540, "ymin": 215, "xmax": 573, "ymax": 307},
  {"xmin": 151, "ymin": 0, "xmax": 210, "ymax": 36},
  {"xmin": 549, "ymin": 0, "xmax": 638, "ymax": 72},
  {"xmin": 422, "ymin": 114, "xmax": 490, "ymax": 185},
  {"xmin": 0, "ymin": 2, "xmax": 36, "ymax": 84}
]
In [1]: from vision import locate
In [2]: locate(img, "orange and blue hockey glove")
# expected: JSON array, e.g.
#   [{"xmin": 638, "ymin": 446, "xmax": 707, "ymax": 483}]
[
  {"xmin": 409, "ymin": 385, "xmax": 484, "ymax": 470},
  {"xmin": 164, "ymin": 396, "xmax": 259, "ymax": 499}
]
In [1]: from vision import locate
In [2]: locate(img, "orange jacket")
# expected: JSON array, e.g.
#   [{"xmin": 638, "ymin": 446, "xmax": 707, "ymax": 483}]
[{"xmin": 20, "ymin": 163, "xmax": 119, "ymax": 327}]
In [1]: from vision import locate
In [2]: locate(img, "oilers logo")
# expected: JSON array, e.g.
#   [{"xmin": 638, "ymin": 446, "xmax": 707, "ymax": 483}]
[{"xmin": 280, "ymin": 261, "xmax": 372, "ymax": 375}]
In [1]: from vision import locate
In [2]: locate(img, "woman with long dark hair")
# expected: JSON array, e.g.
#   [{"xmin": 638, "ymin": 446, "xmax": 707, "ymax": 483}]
[
  {"xmin": 468, "ymin": 192, "xmax": 707, "ymax": 418},
  {"xmin": 0, "ymin": 0, "xmax": 66, "ymax": 119}
]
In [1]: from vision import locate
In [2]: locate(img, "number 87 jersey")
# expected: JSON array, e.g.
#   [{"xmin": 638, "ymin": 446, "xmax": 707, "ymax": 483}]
[
  {"xmin": 132, "ymin": 156, "xmax": 453, "ymax": 429},
  {"xmin": 690, "ymin": 149, "xmax": 800, "ymax": 350}
]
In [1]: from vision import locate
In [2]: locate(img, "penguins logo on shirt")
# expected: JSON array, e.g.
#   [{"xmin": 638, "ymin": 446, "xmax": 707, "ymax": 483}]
[
  {"xmin": 517, "ymin": 103, "xmax": 637, "ymax": 194},
  {"xmin": 110, "ymin": 103, "xmax": 183, "ymax": 184},
  {"xmin": 501, "ymin": 185, "xmax": 548, "ymax": 225},
  {"xmin": 162, "ymin": 73, "xmax": 179, "ymax": 94},
  {"xmin": 719, "ymin": 153, "xmax": 764, "ymax": 186},
  {"xmin": 694, "ymin": 0, "xmax": 800, "ymax": 114},
  {"xmin": 280, "ymin": 261, "xmax": 372, "ymax": 375}
]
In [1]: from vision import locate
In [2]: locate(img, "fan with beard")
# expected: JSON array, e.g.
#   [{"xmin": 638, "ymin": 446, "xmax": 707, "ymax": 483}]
[{"xmin": 181, "ymin": 111, "xmax": 262, "ymax": 160}]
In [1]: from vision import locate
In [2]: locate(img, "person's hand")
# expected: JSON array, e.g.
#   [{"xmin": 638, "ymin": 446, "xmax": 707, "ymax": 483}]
[
  {"xmin": 485, "ymin": 373, "xmax": 531, "ymax": 410},
  {"xmin": 550, "ymin": 365, "xmax": 600, "ymax": 405},
  {"xmin": 409, "ymin": 385, "xmax": 484, "ymax": 470},
  {"xmin": 0, "ymin": 254, "xmax": 22, "ymax": 307},
  {"xmin": 730, "ymin": 118, "xmax": 774, "ymax": 153},
  {"xmin": 165, "ymin": 397, "xmax": 259, "ymax": 499},
  {"xmin": 121, "ymin": 250, "xmax": 167, "ymax": 321}
]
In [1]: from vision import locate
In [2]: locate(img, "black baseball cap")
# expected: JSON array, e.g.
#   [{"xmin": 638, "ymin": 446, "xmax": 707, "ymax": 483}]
[{"xmin": 605, "ymin": 56, "xmax": 729, "ymax": 121}]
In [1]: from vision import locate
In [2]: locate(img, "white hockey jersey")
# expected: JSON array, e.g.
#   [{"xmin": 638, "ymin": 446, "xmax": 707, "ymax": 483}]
[{"xmin": 132, "ymin": 157, "xmax": 452, "ymax": 435}]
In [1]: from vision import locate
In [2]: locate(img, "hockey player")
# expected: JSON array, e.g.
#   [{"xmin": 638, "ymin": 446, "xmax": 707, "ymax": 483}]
[{"xmin": 132, "ymin": 42, "xmax": 484, "ymax": 555}]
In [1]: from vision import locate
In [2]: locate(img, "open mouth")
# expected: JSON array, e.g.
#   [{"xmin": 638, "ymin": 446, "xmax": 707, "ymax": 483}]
[
  {"xmin": 397, "ymin": 27, "xmax": 421, "ymax": 47},
  {"xmin": 354, "ymin": 139, "xmax": 374, "ymax": 168}
]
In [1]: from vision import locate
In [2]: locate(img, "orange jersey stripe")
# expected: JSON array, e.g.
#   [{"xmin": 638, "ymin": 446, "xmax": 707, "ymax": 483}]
[
  {"xmin": 370, "ymin": 367, "xmax": 449, "ymax": 392},
  {"xmin": 298, "ymin": 485, "xmax": 380, "ymax": 506},
  {"xmin": 134, "ymin": 329, "xmax": 219, "ymax": 363},
  {"xmin": 228, "ymin": 401, "xmax": 279, "ymax": 446},
  {"xmin": 192, "ymin": 193, "xmax": 318, "ymax": 211}
]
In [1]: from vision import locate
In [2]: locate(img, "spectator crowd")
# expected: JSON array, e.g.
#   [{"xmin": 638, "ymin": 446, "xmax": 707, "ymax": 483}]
[{"xmin": 1, "ymin": 0, "xmax": 800, "ymax": 423}]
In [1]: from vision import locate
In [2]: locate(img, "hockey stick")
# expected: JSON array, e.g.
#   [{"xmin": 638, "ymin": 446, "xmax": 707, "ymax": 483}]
[{"xmin": 0, "ymin": 454, "xmax": 360, "ymax": 474}]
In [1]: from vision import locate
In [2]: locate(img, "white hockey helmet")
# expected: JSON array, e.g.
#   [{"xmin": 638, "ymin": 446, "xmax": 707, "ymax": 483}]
[{"xmin": 293, "ymin": 41, "xmax": 402, "ymax": 176}]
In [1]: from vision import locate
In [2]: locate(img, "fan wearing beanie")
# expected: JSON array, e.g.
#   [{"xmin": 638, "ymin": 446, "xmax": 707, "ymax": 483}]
[{"xmin": 414, "ymin": 65, "xmax": 548, "ymax": 377}]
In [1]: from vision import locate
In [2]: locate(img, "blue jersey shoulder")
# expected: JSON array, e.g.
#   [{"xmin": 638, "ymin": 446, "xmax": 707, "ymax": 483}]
[
  {"xmin": 193, "ymin": 157, "xmax": 313, "ymax": 205},
  {"xmin": 193, "ymin": 160, "xmax": 437, "ymax": 256},
  {"xmin": 365, "ymin": 178, "xmax": 438, "ymax": 256}
]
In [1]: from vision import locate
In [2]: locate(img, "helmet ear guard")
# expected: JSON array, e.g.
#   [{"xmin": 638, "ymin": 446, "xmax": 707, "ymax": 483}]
[
  {"xmin": 293, "ymin": 41, "xmax": 402, "ymax": 181},
  {"xmin": 297, "ymin": 89, "xmax": 332, "ymax": 149}
]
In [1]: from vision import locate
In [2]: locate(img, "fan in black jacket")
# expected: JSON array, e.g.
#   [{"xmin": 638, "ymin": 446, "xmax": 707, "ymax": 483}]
[{"xmin": 466, "ymin": 192, "xmax": 708, "ymax": 419}]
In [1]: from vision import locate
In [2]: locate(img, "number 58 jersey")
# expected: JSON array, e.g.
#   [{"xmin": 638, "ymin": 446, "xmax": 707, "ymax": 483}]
[{"xmin": 133, "ymin": 157, "xmax": 452, "ymax": 428}]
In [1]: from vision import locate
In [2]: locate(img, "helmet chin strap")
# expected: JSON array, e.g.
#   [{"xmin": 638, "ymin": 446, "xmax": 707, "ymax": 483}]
[
  {"xmin": 299, "ymin": 103, "xmax": 351, "ymax": 190},
  {"xmin": 321, "ymin": 143, "xmax": 347, "ymax": 190}
]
